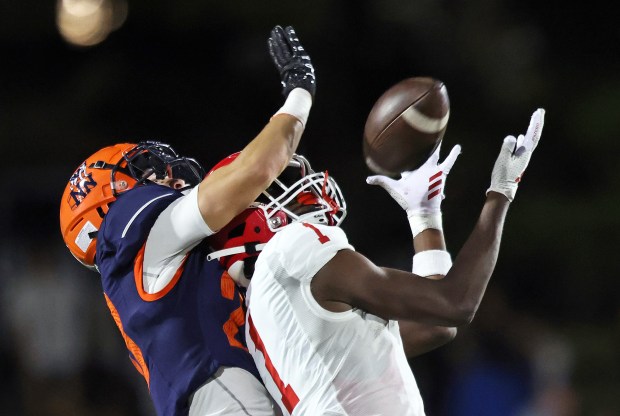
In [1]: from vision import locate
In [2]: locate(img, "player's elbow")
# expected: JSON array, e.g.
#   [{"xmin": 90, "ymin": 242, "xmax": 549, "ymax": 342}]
[
  {"xmin": 435, "ymin": 285, "xmax": 483, "ymax": 326},
  {"xmin": 249, "ymin": 163, "xmax": 278, "ymax": 189},
  {"xmin": 433, "ymin": 326, "xmax": 458, "ymax": 345},
  {"xmin": 448, "ymin": 302, "xmax": 479, "ymax": 326}
]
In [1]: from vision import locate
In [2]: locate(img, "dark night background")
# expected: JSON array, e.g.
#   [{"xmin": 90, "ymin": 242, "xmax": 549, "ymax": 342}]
[{"xmin": 1, "ymin": 0, "xmax": 618, "ymax": 415}]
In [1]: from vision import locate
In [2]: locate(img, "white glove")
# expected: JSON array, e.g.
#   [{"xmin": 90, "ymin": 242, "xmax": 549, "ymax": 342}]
[
  {"xmin": 367, "ymin": 144, "xmax": 461, "ymax": 237},
  {"xmin": 487, "ymin": 108, "xmax": 545, "ymax": 201}
]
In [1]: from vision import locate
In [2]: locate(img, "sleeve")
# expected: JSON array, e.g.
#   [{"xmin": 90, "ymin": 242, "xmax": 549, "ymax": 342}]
[
  {"xmin": 266, "ymin": 223, "xmax": 354, "ymax": 283},
  {"xmin": 96, "ymin": 185, "xmax": 181, "ymax": 270},
  {"xmin": 142, "ymin": 186, "xmax": 215, "ymax": 293}
]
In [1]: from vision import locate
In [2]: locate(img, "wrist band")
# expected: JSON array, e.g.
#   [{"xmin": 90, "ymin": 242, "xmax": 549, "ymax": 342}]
[
  {"xmin": 408, "ymin": 213, "xmax": 442, "ymax": 239},
  {"xmin": 412, "ymin": 250, "xmax": 452, "ymax": 277},
  {"xmin": 273, "ymin": 88, "xmax": 312, "ymax": 127}
]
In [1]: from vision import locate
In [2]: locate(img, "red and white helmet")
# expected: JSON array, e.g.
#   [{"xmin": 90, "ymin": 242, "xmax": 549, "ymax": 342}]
[{"xmin": 206, "ymin": 153, "xmax": 346, "ymax": 286}]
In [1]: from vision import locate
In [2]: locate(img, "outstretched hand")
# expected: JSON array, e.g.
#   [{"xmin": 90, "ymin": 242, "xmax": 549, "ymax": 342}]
[
  {"xmin": 268, "ymin": 25, "xmax": 316, "ymax": 99},
  {"xmin": 487, "ymin": 108, "xmax": 545, "ymax": 201},
  {"xmin": 367, "ymin": 144, "xmax": 462, "ymax": 217}
]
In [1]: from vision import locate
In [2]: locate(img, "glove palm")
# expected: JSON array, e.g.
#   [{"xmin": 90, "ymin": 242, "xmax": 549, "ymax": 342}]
[{"xmin": 367, "ymin": 144, "xmax": 462, "ymax": 217}]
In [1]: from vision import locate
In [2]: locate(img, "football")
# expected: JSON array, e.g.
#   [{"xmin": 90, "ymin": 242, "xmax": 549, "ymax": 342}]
[{"xmin": 363, "ymin": 77, "xmax": 450, "ymax": 176}]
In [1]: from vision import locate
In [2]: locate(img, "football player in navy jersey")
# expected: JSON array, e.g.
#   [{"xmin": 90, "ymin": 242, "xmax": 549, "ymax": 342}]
[
  {"xmin": 206, "ymin": 109, "xmax": 545, "ymax": 415},
  {"xmin": 60, "ymin": 25, "xmax": 313, "ymax": 416}
]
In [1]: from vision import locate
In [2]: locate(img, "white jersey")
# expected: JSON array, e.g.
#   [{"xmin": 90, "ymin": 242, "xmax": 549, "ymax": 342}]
[{"xmin": 245, "ymin": 222, "xmax": 425, "ymax": 416}]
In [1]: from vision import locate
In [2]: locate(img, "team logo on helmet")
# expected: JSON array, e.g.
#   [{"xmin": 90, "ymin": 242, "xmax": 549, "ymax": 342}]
[{"xmin": 67, "ymin": 162, "xmax": 98, "ymax": 209}]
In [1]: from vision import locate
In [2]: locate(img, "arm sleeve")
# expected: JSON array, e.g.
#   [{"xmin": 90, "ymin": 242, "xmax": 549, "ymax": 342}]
[{"xmin": 142, "ymin": 186, "xmax": 214, "ymax": 293}]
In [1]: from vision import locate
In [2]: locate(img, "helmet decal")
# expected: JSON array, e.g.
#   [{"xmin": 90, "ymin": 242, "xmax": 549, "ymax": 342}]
[
  {"xmin": 74, "ymin": 220, "xmax": 98, "ymax": 253},
  {"xmin": 67, "ymin": 162, "xmax": 98, "ymax": 208}
]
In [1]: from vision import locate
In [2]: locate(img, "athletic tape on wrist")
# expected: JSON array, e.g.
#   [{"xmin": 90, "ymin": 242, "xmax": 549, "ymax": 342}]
[
  {"xmin": 273, "ymin": 88, "xmax": 312, "ymax": 127},
  {"xmin": 412, "ymin": 250, "xmax": 452, "ymax": 277},
  {"xmin": 408, "ymin": 213, "xmax": 442, "ymax": 239}
]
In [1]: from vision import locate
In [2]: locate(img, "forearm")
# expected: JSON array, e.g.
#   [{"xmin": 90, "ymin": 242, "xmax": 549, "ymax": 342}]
[
  {"xmin": 445, "ymin": 192, "xmax": 510, "ymax": 322},
  {"xmin": 413, "ymin": 228, "xmax": 446, "ymax": 253},
  {"xmin": 197, "ymin": 90, "xmax": 311, "ymax": 231},
  {"xmin": 197, "ymin": 117, "xmax": 301, "ymax": 231},
  {"xmin": 195, "ymin": 26, "xmax": 316, "ymax": 231},
  {"xmin": 400, "ymin": 230, "xmax": 455, "ymax": 356},
  {"xmin": 235, "ymin": 111, "xmax": 305, "ymax": 187}
]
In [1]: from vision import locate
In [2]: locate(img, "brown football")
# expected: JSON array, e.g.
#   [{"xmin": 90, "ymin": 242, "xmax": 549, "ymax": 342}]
[{"xmin": 363, "ymin": 77, "xmax": 450, "ymax": 176}]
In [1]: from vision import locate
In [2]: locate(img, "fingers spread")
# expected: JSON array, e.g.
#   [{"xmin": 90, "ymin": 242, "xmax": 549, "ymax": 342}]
[
  {"xmin": 441, "ymin": 144, "xmax": 462, "ymax": 173},
  {"xmin": 515, "ymin": 134, "xmax": 529, "ymax": 156},
  {"xmin": 526, "ymin": 108, "xmax": 545, "ymax": 145},
  {"xmin": 425, "ymin": 142, "xmax": 442, "ymax": 166},
  {"xmin": 366, "ymin": 175, "xmax": 394, "ymax": 187}
]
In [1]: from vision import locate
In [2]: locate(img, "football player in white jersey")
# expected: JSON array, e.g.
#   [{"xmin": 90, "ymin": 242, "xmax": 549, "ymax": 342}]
[{"xmin": 207, "ymin": 109, "xmax": 545, "ymax": 415}]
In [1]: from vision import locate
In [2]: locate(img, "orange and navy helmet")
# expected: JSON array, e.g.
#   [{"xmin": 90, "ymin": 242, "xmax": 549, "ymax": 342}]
[
  {"xmin": 206, "ymin": 152, "xmax": 347, "ymax": 286},
  {"xmin": 60, "ymin": 141, "xmax": 205, "ymax": 271}
]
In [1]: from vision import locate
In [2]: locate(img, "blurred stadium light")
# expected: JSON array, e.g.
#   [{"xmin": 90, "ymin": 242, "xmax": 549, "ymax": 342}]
[{"xmin": 56, "ymin": 0, "xmax": 127, "ymax": 47}]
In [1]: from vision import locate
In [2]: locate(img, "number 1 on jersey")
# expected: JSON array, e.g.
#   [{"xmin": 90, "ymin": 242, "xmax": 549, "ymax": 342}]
[{"xmin": 247, "ymin": 314, "xmax": 299, "ymax": 414}]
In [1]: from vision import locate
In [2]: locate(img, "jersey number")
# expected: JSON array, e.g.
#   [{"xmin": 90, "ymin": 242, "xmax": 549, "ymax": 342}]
[
  {"xmin": 302, "ymin": 222, "xmax": 330, "ymax": 244},
  {"xmin": 221, "ymin": 271, "xmax": 247, "ymax": 351},
  {"xmin": 248, "ymin": 314, "xmax": 299, "ymax": 414}
]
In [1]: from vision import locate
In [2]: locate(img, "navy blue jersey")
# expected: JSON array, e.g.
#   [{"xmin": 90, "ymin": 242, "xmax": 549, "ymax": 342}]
[{"xmin": 96, "ymin": 184, "xmax": 259, "ymax": 416}]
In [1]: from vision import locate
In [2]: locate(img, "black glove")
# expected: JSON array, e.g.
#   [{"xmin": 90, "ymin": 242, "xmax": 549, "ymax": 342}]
[{"xmin": 268, "ymin": 25, "xmax": 316, "ymax": 99}]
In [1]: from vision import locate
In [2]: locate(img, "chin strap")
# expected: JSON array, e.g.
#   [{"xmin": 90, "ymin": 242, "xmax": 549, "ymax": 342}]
[{"xmin": 206, "ymin": 242, "xmax": 268, "ymax": 261}]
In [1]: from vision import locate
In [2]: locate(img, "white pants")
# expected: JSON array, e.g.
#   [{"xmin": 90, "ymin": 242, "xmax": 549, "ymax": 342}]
[{"xmin": 189, "ymin": 366, "xmax": 282, "ymax": 416}]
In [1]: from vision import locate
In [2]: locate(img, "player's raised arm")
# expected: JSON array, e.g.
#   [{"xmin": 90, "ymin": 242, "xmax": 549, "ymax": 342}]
[
  {"xmin": 316, "ymin": 109, "xmax": 545, "ymax": 327},
  {"xmin": 199, "ymin": 25, "xmax": 316, "ymax": 232},
  {"xmin": 439, "ymin": 108, "xmax": 545, "ymax": 321}
]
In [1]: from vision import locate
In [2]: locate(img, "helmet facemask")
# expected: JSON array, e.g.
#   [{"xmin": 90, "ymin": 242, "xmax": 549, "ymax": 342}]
[
  {"xmin": 117, "ymin": 141, "xmax": 205, "ymax": 195},
  {"xmin": 258, "ymin": 154, "xmax": 347, "ymax": 231},
  {"xmin": 206, "ymin": 154, "xmax": 347, "ymax": 287}
]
